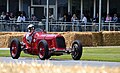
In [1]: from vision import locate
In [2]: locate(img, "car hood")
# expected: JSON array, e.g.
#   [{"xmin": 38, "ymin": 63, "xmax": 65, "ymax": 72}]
[{"xmin": 34, "ymin": 32, "xmax": 62, "ymax": 40}]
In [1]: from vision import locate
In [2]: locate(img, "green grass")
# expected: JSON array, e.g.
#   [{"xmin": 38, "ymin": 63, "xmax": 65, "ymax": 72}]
[
  {"xmin": 81, "ymin": 48, "xmax": 120, "ymax": 62},
  {"xmin": 0, "ymin": 51, "xmax": 36, "ymax": 58},
  {"xmin": 0, "ymin": 47, "xmax": 120, "ymax": 62}
]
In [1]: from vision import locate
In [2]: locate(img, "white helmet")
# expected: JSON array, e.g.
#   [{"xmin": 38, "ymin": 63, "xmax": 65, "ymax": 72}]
[{"xmin": 27, "ymin": 24, "xmax": 35, "ymax": 32}]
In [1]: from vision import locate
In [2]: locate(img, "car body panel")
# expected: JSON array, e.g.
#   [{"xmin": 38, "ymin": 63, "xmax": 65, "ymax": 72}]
[{"xmin": 22, "ymin": 31, "xmax": 66, "ymax": 55}]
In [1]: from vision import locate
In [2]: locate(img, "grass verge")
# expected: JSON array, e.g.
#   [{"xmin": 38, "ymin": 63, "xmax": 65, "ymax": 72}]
[{"xmin": 0, "ymin": 47, "xmax": 120, "ymax": 62}]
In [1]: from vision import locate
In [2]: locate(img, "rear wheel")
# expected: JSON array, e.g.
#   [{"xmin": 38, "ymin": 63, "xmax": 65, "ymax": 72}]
[
  {"xmin": 10, "ymin": 38, "xmax": 21, "ymax": 59},
  {"xmin": 38, "ymin": 40, "xmax": 49, "ymax": 60},
  {"xmin": 71, "ymin": 40, "xmax": 82, "ymax": 60}
]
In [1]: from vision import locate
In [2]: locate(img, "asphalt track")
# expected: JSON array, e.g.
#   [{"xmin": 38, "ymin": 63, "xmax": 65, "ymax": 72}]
[
  {"xmin": 0, "ymin": 57, "xmax": 120, "ymax": 67},
  {"xmin": 0, "ymin": 48, "xmax": 120, "ymax": 67}
]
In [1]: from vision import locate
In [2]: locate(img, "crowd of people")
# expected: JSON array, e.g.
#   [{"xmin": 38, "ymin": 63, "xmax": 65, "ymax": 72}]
[
  {"xmin": 0, "ymin": 11, "xmax": 37, "ymax": 22},
  {"xmin": 58, "ymin": 12, "xmax": 120, "ymax": 31},
  {"xmin": 0, "ymin": 11, "xmax": 120, "ymax": 31},
  {"xmin": 0, "ymin": 11, "xmax": 38, "ymax": 31},
  {"xmin": 0, "ymin": 11, "xmax": 119, "ymax": 23}
]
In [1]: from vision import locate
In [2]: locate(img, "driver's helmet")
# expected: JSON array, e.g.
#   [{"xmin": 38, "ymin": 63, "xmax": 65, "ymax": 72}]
[{"xmin": 27, "ymin": 24, "xmax": 35, "ymax": 32}]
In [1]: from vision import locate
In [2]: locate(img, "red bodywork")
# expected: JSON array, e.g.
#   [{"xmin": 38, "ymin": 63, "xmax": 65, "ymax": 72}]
[{"xmin": 22, "ymin": 31, "xmax": 66, "ymax": 55}]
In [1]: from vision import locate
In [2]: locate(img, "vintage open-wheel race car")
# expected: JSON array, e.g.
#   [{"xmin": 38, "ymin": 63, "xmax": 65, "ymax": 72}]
[{"xmin": 10, "ymin": 29, "xmax": 82, "ymax": 60}]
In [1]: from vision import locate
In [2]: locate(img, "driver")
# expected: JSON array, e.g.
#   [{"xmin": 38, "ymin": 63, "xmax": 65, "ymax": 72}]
[{"xmin": 26, "ymin": 24, "xmax": 35, "ymax": 44}]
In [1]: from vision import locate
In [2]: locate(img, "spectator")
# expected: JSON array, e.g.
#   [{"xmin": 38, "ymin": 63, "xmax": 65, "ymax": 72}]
[
  {"xmin": 62, "ymin": 14, "xmax": 67, "ymax": 31},
  {"xmin": 17, "ymin": 13, "xmax": 26, "ymax": 22},
  {"xmin": 0, "ymin": 12, "xmax": 6, "ymax": 31},
  {"xmin": 71, "ymin": 14, "xmax": 78, "ymax": 22},
  {"xmin": 81, "ymin": 14, "xmax": 87, "ymax": 24},
  {"xmin": 49, "ymin": 12, "xmax": 56, "ymax": 31},
  {"xmin": 113, "ymin": 14, "xmax": 118, "ymax": 23},
  {"xmin": 71, "ymin": 14, "xmax": 79, "ymax": 31},
  {"xmin": 4, "ymin": 12, "xmax": 10, "ymax": 31},
  {"xmin": 112, "ymin": 14, "xmax": 118, "ymax": 31},
  {"xmin": 0, "ymin": 12, "xmax": 6, "ymax": 20},
  {"xmin": 4, "ymin": 12, "xmax": 10, "ymax": 21},
  {"xmin": 105, "ymin": 14, "xmax": 112, "ymax": 21},
  {"xmin": 9, "ymin": 12, "xmax": 16, "ymax": 31},
  {"xmin": 58, "ymin": 14, "xmax": 63, "ymax": 21},
  {"xmin": 93, "ymin": 13, "xmax": 99, "ymax": 23},
  {"xmin": 63, "ymin": 14, "xmax": 67, "ymax": 22},
  {"xmin": 31, "ymin": 14, "xmax": 37, "ymax": 21},
  {"xmin": 9, "ymin": 12, "xmax": 15, "ymax": 20},
  {"xmin": 104, "ymin": 14, "xmax": 112, "ymax": 31},
  {"xmin": 81, "ymin": 14, "xmax": 87, "ymax": 31},
  {"xmin": 92, "ymin": 13, "xmax": 99, "ymax": 31},
  {"xmin": 67, "ymin": 12, "xmax": 72, "ymax": 22},
  {"xmin": 17, "ymin": 13, "xmax": 26, "ymax": 31},
  {"xmin": 49, "ymin": 12, "xmax": 54, "ymax": 22}
]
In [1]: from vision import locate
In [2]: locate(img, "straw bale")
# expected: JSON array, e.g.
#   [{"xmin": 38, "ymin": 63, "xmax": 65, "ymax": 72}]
[
  {"xmin": 92, "ymin": 32, "xmax": 103, "ymax": 46},
  {"xmin": 0, "ymin": 32, "xmax": 25, "ymax": 36},
  {"xmin": 102, "ymin": 31, "xmax": 120, "ymax": 46},
  {"xmin": 0, "ymin": 33, "xmax": 24, "ymax": 48},
  {"xmin": 10, "ymin": 32, "xmax": 26, "ymax": 35},
  {"xmin": 0, "ymin": 34, "xmax": 10, "ymax": 48},
  {"xmin": 7, "ymin": 34, "xmax": 24, "ymax": 48},
  {"xmin": 63, "ymin": 32, "xmax": 93, "ymax": 48},
  {"xmin": 1, "ymin": 31, "xmax": 120, "ymax": 48},
  {"xmin": 74, "ymin": 32, "xmax": 93, "ymax": 46},
  {"xmin": 0, "ymin": 32, "xmax": 12, "ymax": 35},
  {"xmin": 62, "ymin": 32, "xmax": 76, "ymax": 48}
]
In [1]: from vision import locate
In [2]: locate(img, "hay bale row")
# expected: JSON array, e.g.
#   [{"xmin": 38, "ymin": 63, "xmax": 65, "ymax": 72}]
[
  {"xmin": 92, "ymin": 32, "xmax": 103, "ymax": 46},
  {"xmin": 0, "ymin": 33, "xmax": 24, "ymax": 48},
  {"xmin": 0, "ymin": 32, "xmax": 12, "ymax": 35},
  {"xmin": 0, "ymin": 34, "xmax": 10, "ymax": 48},
  {"xmin": 0, "ymin": 31, "xmax": 120, "ymax": 48},
  {"xmin": 62, "ymin": 31, "xmax": 120, "ymax": 46},
  {"xmin": 0, "ymin": 32, "xmax": 25, "ymax": 36},
  {"xmin": 63, "ymin": 32, "xmax": 93, "ymax": 48},
  {"xmin": 74, "ymin": 32, "xmax": 93, "ymax": 46},
  {"xmin": 7, "ymin": 34, "xmax": 24, "ymax": 47},
  {"xmin": 102, "ymin": 31, "xmax": 120, "ymax": 46},
  {"xmin": 62, "ymin": 32, "xmax": 76, "ymax": 48}
]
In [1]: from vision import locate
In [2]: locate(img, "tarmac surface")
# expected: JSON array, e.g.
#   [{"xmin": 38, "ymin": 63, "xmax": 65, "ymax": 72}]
[
  {"xmin": 0, "ymin": 47, "xmax": 120, "ymax": 67},
  {"xmin": 0, "ymin": 57, "xmax": 120, "ymax": 67}
]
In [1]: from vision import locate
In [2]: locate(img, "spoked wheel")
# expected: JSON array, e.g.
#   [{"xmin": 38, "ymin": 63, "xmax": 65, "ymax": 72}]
[
  {"xmin": 10, "ymin": 38, "xmax": 21, "ymax": 59},
  {"xmin": 71, "ymin": 40, "xmax": 82, "ymax": 60},
  {"xmin": 38, "ymin": 40, "xmax": 49, "ymax": 60}
]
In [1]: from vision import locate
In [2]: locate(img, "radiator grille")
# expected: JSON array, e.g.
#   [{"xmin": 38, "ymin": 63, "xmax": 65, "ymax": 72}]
[{"xmin": 56, "ymin": 37, "xmax": 66, "ymax": 48}]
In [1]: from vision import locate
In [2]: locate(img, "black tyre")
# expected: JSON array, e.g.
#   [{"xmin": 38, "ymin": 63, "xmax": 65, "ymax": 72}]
[
  {"xmin": 71, "ymin": 40, "xmax": 82, "ymax": 60},
  {"xmin": 10, "ymin": 38, "xmax": 21, "ymax": 59},
  {"xmin": 38, "ymin": 40, "xmax": 49, "ymax": 60},
  {"xmin": 46, "ymin": 54, "xmax": 51, "ymax": 59}
]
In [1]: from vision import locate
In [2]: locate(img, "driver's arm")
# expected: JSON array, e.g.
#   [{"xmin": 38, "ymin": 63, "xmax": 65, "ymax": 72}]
[{"xmin": 29, "ymin": 30, "xmax": 35, "ymax": 36}]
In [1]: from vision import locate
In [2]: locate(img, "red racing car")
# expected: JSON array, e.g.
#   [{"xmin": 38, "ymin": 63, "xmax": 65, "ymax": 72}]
[{"xmin": 10, "ymin": 30, "xmax": 82, "ymax": 60}]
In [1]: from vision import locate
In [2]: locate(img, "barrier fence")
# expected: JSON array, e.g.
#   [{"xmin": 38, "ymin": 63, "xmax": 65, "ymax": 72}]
[{"xmin": 0, "ymin": 20, "xmax": 120, "ymax": 32}]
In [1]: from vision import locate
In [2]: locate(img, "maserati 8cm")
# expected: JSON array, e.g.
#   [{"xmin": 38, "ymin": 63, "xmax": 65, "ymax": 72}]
[{"xmin": 10, "ymin": 30, "xmax": 82, "ymax": 60}]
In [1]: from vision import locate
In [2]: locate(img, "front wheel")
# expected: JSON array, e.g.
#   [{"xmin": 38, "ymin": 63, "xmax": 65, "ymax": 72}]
[
  {"xmin": 71, "ymin": 40, "xmax": 82, "ymax": 60},
  {"xmin": 10, "ymin": 38, "xmax": 21, "ymax": 59},
  {"xmin": 38, "ymin": 40, "xmax": 49, "ymax": 60}
]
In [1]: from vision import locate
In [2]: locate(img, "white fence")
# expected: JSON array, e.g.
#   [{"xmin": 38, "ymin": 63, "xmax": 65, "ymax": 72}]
[{"xmin": 0, "ymin": 20, "xmax": 120, "ymax": 32}]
